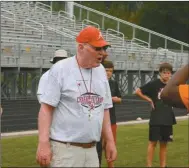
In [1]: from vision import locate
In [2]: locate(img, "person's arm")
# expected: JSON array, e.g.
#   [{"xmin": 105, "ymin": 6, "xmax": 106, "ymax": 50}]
[
  {"xmin": 135, "ymin": 88, "xmax": 152, "ymax": 102},
  {"xmin": 161, "ymin": 64, "xmax": 189, "ymax": 108},
  {"xmin": 135, "ymin": 82, "xmax": 155, "ymax": 109},
  {"xmin": 38, "ymin": 103, "xmax": 54, "ymax": 143},
  {"xmin": 36, "ymin": 64, "xmax": 62, "ymax": 167},
  {"xmin": 101, "ymin": 73, "xmax": 117, "ymax": 162},
  {"xmin": 112, "ymin": 81, "xmax": 122, "ymax": 103},
  {"xmin": 102, "ymin": 109, "xmax": 117, "ymax": 162},
  {"xmin": 102, "ymin": 109, "xmax": 114, "ymax": 142}
]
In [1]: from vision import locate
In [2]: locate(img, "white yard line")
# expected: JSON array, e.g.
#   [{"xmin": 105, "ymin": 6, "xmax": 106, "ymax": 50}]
[{"xmin": 1, "ymin": 116, "xmax": 188, "ymax": 138}]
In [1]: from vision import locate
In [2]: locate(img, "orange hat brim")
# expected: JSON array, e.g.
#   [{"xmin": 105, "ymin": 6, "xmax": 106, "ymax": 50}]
[{"xmin": 89, "ymin": 39, "xmax": 111, "ymax": 47}]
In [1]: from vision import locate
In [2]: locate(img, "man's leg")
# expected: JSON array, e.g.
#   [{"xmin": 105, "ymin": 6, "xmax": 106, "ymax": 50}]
[
  {"xmin": 96, "ymin": 140, "xmax": 103, "ymax": 167},
  {"xmin": 107, "ymin": 124, "xmax": 117, "ymax": 168},
  {"xmin": 147, "ymin": 125, "xmax": 160, "ymax": 167}
]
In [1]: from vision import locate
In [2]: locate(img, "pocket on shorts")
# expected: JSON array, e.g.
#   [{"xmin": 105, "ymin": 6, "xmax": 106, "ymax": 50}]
[{"xmin": 51, "ymin": 141, "xmax": 73, "ymax": 162}]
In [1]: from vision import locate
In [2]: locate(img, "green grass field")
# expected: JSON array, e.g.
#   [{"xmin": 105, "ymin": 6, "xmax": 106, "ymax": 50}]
[{"xmin": 2, "ymin": 120, "xmax": 188, "ymax": 167}]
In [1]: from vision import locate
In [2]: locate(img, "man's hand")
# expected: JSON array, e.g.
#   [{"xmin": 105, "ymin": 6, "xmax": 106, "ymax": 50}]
[
  {"xmin": 36, "ymin": 141, "xmax": 52, "ymax": 167},
  {"xmin": 112, "ymin": 96, "xmax": 121, "ymax": 103},
  {"xmin": 104, "ymin": 140, "xmax": 117, "ymax": 163}
]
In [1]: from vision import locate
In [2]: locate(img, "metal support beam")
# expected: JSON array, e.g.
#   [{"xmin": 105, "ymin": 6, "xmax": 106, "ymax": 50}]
[{"xmin": 127, "ymin": 73, "xmax": 133, "ymax": 95}]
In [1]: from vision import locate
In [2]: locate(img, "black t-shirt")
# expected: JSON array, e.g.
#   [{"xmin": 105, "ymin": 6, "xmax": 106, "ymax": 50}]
[
  {"xmin": 140, "ymin": 79, "xmax": 176, "ymax": 126},
  {"xmin": 109, "ymin": 79, "xmax": 122, "ymax": 125}
]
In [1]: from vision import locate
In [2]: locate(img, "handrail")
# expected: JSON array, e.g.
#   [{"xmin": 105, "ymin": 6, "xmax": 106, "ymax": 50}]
[
  {"xmin": 106, "ymin": 28, "xmax": 125, "ymax": 38},
  {"xmin": 106, "ymin": 28, "xmax": 125, "ymax": 46},
  {"xmin": 1, "ymin": 9, "xmax": 16, "ymax": 29},
  {"xmin": 58, "ymin": 15, "xmax": 76, "ymax": 28},
  {"xmin": 1, "ymin": 8, "xmax": 15, "ymax": 16},
  {"xmin": 23, "ymin": 19, "xmax": 44, "ymax": 39},
  {"xmin": 82, "ymin": 19, "xmax": 100, "ymax": 29},
  {"xmin": 35, "ymin": 6, "xmax": 52, "ymax": 18},
  {"xmin": 1, "ymin": 15, "xmax": 16, "ymax": 29},
  {"xmin": 58, "ymin": 10, "xmax": 76, "ymax": 21},
  {"xmin": 157, "ymin": 47, "xmax": 177, "ymax": 56},
  {"xmin": 60, "ymin": 27, "xmax": 78, "ymax": 36},
  {"xmin": 1, "ymin": 37, "xmax": 75, "ymax": 47},
  {"xmin": 18, "ymin": 2, "xmax": 30, "ymax": 15},
  {"xmin": 130, "ymin": 42, "xmax": 151, "ymax": 51},
  {"xmin": 132, "ymin": 38, "xmax": 149, "ymax": 46},
  {"xmin": 35, "ymin": 2, "xmax": 52, "ymax": 13},
  {"xmin": 47, "ymin": 26, "xmax": 75, "ymax": 39},
  {"xmin": 74, "ymin": 3, "xmax": 189, "ymax": 48}
]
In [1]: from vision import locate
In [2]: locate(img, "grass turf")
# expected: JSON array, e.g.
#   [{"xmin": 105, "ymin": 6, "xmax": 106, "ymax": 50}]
[{"xmin": 1, "ymin": 120, "xmax": 188, "ymax": 167}]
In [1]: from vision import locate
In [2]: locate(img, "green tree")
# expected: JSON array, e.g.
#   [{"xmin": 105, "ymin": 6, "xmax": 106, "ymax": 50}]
[{"xmin": 137, "ymin": 2, "xmax": 189, "ymax": 43}]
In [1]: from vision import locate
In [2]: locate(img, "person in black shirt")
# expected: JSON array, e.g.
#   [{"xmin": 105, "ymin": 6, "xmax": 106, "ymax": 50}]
[
  {"xmin": 96, "ymin": 60, "xmax": 122, "ymax": 168},
  {"xmin": 135, "ymin": 63, "xmax": 176, "ymax": 168}
]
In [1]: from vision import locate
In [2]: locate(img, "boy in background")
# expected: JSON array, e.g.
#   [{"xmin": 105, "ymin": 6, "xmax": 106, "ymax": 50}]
[
  {"xmin": 135, "ymin": 63, "xmax": 176, "ymax": 168},
  {"xmin": 96, "ymin": 60, "xmax": 122, "ymax": 168},
  {"xmin": 161, "ymin": 63, "xmax": 189, "ymax": 111}
]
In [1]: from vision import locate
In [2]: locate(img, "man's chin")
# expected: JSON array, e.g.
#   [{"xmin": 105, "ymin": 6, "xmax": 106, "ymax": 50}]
[{"xmin": 92, "ymin": 62, "xmax": 101, "ymax": 68}]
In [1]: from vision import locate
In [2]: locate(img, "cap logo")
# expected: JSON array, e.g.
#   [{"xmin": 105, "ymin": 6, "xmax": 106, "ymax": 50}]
[{"xmin": 98, "ymin": 32, "xmax": 103, "ymax": 40}]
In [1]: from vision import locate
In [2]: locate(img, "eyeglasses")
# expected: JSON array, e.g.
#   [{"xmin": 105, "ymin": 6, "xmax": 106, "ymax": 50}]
[{"xmin": 85, "ymin": 44, "xmax": 109, "ymax": 51}]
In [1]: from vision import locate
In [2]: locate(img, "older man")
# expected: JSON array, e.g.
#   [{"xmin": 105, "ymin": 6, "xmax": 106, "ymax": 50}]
[
  {"xmin": 37, "ymin": 49, "xmax": 68, "ymax": 103},
  {"xmin": 36, "ymin": 26, "xmax": 117, "ymax": 167}
]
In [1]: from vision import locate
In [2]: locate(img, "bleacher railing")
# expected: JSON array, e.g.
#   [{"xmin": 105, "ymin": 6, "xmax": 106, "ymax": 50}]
[
  {"xmin": 47, "ymin": 26, "xmax": 76, "ymax": 39},
  {"xmin": 58, "ymin": 10, "xmax": 76, "ymax": 21},
  {"xmin": 106, "ymin": 28, "xmax": 125, "ymax": 47},
  {"xmin": 82, "ymin": 19, "xmax": 100, "ymax": 29},
  {"xmin": 73, "ymin": 2, "xmax": 189, "ymax": 53},
  {"xmin": 1, "ymin": 9, "xmax": 16, "ymax": 29},
  {"xmin": 23, "ymin": 19, "xmax": 44, "ymax": 39},
  {"xmin": 35, "ymin": 2, "xmax": 52, "ymax": 14}
]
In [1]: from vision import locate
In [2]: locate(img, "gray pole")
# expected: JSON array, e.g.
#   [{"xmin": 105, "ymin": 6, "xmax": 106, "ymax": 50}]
[{"xmin": 65, "ymin": 1, "xmax": 74, "ymax": 18}]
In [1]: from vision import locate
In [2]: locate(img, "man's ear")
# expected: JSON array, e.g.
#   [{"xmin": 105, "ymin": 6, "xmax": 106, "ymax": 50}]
[{"xmin": 78, "ymin": 43, "xmax": 85, "ymax": 50}]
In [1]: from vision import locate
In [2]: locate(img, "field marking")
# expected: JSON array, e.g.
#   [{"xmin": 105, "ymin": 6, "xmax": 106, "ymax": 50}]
[{"xmin": 1, "ymin": 116, "xmax": 188, "ymax": 138}]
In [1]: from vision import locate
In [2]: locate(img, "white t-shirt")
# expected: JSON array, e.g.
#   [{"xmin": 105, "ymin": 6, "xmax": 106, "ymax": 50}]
[
  {"xmin": 40, "ymin": 56, "xmax": 113, "ymax": 143},
  {"xmin": 37, "ymin": 70, "xmax": 49, "ymax": 103}
]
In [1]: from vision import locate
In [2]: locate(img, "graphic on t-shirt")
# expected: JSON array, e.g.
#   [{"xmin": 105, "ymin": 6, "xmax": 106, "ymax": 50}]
[
  {"xmin": 158, "ymin": 88, "xmax": 164, "ymax": 100},
  {"xmin": 77, "ymin": 92, "xmax": 103, "ymax": 111},
  {"xmin": 76, "ymin": 80, "xmax": 104, "ymax": 112}
]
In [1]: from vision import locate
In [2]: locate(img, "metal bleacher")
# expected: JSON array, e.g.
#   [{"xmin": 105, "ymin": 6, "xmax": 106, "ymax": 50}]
[
  {"xmin": 1, "ymin": 1, "xmax": 188, "ymax": 72},
  {"xmin": 1, "ymin": 2, "xmax": 76, "ymax": 69}
]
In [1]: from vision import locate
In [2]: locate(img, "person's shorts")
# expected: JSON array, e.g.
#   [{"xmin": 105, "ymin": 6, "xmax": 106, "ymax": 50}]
[{"xmin": 149, "ymin": 125, "xmax": 173, "ymax": 142}]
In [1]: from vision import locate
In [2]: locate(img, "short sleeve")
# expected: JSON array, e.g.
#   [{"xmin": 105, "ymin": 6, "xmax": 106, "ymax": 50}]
[
  {"xmin": 179, "ymin": 85, "xmax": 189, "ymax": 110},
  {"xmin": 37, "ymin": 72, "xmax": 48, "ymax": 103},
  {"xmin": 40, "ymin": 65, "xmax": 62, "ymax": 107},
  {"xmin": 104, "ymin": 80, "xmax": 113, "ymax": 110}
]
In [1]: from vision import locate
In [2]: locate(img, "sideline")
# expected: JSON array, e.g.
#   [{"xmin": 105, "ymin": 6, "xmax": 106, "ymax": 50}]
[{"xmin": 1, "ymin": 116, "xmax": 188, "ymax": 138}]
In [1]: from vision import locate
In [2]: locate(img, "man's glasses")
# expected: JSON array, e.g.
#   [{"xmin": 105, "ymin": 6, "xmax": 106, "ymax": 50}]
[{"xmin": 85, "ymin": 44, "xmax": 109, "ymax": 51}]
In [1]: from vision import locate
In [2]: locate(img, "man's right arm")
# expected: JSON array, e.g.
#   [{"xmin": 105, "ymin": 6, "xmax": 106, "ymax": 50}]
[
  {"xmin": 36, "ymin": 64, "xmax": 62, "ymax": 167},
  {"xmin": 38, "ymin": 103, "xmax": 54, "ymax": 143}
]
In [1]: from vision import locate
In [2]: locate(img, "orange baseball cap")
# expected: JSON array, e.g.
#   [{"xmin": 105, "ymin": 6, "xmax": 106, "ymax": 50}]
[{"xmin": 76, "ymin": 26, "xmax": 110, "ymax": 47}]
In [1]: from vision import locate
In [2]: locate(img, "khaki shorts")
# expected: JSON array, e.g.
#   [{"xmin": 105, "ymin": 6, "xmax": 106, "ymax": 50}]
[{"xmin": 50, "ymin": 140, "xmax": 99, "ymax": 167}]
